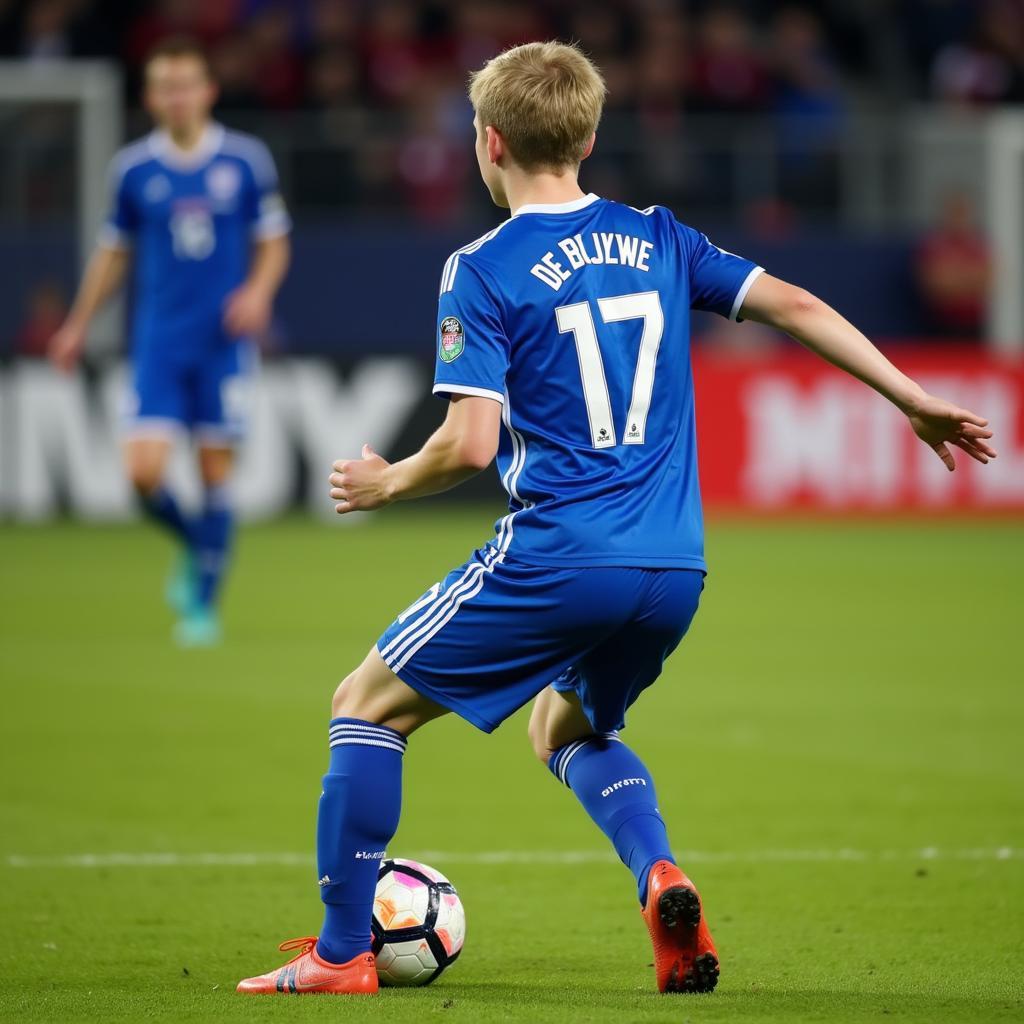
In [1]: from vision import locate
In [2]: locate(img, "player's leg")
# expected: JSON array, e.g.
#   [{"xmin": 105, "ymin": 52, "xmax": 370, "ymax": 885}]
[
  {"xmin": 315, "ymin": 650, "xmax": 449, "ymax": 964},
  {"xmin": 193, "ymin": 442, "xmax": 233, "ymax": 611},
  {"xmin": 125, "ymin": 354, "xmax": 198, "ymax": 616},
  {"xmin": 529, "ymin": 568, "xmax": 718, "ymax": 994},
  {"xmin": 528, "ymin": 685, "xmax": 676, "ymax": 906},
  {"xmin": 125, "ymin": 351, "xmax": 192, "ymax": 550},
  {"xmin": 331, "ymin": 646, "xmax": 451, "ymax": 734},
  {"xmin": 125, "ymin": 429, "xmax": 201, "ymax": 615},
  {"xmin": 170, "ymin": 442, "xmax": 233, "ymax": 646},
  {"xmin": 181, "ymin": 345, "xmax": 251, "ymax": 642},
  {"xmin": 237, "ymin": 648, "xmax": 447, "ymax": 994},
  {"xmin": 125, "ymin": 434, "xmax": 181, "ymax": 531}
]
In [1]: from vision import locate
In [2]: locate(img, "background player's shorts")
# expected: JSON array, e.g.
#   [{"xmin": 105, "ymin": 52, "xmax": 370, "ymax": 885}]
[
  {"xmin": 127, "ymin": 341, "xmax": 256, "ymax": 444},
  {"xmin": 376, "ymin": 546, "xmax": 705, "ymax": 734}
]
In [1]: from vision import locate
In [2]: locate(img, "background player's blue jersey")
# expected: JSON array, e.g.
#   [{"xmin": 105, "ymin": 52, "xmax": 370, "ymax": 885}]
[
  {"xmin": 433, "ymin": 193, "xmax": 762, "ymax": 569},
  {"xmin": 102, "ymin": 123, "xmax": 291, "ymax": 357}
]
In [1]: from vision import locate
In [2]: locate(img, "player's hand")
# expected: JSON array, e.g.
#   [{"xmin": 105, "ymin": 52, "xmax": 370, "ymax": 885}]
[
  {"xmin": 329, "ymin": 445, "xmax": 394, "ymax": 514},
  {"xmin": 47, "ymin": 321, "xmax": 87, "ymax": 374},
  {"xmin": 222, "ymin": 284, "xmax": 272, "ymax": 337},
  {"xmin": 906, "ymin": 393, "xmax": 996, "ymax": 471}
]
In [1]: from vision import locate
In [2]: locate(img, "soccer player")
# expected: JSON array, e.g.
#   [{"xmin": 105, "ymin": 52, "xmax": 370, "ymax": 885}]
[
  {"xmin": 238, "ymin": 42, "xmax": 995, "ymax": 995},
  {"xmin": 48, "ymin": 37, "xmax": 291, "ymax": 646}
]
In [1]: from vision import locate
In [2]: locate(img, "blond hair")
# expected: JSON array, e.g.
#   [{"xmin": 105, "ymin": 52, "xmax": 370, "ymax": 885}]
[{"xmin": 469, "ymin": 41, "xmax": 607, "ymax": 171}]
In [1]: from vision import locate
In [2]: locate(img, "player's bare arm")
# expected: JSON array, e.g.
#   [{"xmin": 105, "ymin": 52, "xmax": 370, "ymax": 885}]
[
  {"xmin": 222, "ymin": 232, "xmax": 291, "ymax": 337},
  {"xmin": 740, "ymin": 273, "xmax": 997, "ymax": 471},
  {"xmin": 329, "ymin": 394, "xmax": 501, "ymax": 514},
  {"xmin": 48, "ymin": 243, "xmax": 130, "ymax": 372}
]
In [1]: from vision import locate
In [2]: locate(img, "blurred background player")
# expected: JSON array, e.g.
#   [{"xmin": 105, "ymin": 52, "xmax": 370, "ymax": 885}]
[
  {"xmin": 47, "ymin": 36, "xmax": 291, "ymax": 646},
  {"xmin": 236, "ymin": 41, "xmax": 995, "ymax": 998}
]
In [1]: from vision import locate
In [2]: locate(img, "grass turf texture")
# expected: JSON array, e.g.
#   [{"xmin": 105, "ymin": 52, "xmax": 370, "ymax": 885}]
[{"xmin": 1, "ymin": 510, "xmax": 1021, "ymax": 1023}]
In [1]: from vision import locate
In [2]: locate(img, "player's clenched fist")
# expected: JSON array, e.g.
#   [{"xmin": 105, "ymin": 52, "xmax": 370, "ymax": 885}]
[{"xmin": 329, "ymin": 445, "xmax": 393, "ymax": 514}]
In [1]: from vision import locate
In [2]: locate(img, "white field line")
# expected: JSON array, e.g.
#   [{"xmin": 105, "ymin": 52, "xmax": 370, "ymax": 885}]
[{"xmin": 2, "ymin": 847, "xmax": 1019, "ymax": 870}]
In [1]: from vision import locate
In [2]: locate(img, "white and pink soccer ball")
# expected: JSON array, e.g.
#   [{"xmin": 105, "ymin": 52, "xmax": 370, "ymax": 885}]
[{"xmin": 371, "ymin": 858, "xmax": 466, "ymax": 986}]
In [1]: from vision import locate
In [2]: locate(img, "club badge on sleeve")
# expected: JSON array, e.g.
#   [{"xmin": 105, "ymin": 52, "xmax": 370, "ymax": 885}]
[{"xmin": 439, "ymin": 316, "xmax": 465, "ymax": 363}]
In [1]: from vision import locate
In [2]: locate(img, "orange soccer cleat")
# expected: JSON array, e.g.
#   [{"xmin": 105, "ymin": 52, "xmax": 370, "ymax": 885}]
[
  {"xmin": 236, "ymin": 936, "xmax": 378, "ymax": 995},
  {"xmin": 641, "ymin": 860, "xmax": 720, "ymax": 994}
]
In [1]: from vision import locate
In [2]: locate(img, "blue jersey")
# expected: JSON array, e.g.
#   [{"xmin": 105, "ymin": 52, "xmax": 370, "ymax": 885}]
[
  {"xmin": 433, "ymin": 193, "xmax": 763, "ymax": 570},
  {"xmin": 102, "ymin": 123, "xmax": 290, "ymax": 357}
]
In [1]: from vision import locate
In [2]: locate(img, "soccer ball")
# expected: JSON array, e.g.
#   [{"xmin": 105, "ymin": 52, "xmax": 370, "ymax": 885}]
[{"xmin": 371, "ymin": 858, "xmax": 465, "ymax": 986}]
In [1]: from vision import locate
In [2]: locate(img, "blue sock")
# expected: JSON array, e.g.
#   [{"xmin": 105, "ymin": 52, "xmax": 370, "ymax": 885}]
[
  {"xmin": 549, "ymin": 734, "xmax": 674, "ymax": 906},
  {"xmin": 140, "ymin": 486, "xmax": 191, "ymax": 546},
  {"xmin": 193, "ymin": 484, "xmax": 233, "ymax": 609},
  {"xmin": 316, "ymin": 718, "xmax": 405, "ymax": 965}
]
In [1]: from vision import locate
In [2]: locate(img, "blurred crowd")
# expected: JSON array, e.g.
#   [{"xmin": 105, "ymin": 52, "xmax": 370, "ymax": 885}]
[
  {"xmin": 3, "ymin": 1, "xmax": 1022, "ymax": 220},
  {"xmin": 0, "ymin": 0, "xmax": 1007, "ymax": 348},
  {"xmin": 3, "ymin": 0, "xmax": 1024, "ymax": 113}
]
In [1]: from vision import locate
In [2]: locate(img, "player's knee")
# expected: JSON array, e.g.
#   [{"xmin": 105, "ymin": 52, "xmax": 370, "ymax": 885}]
[
  {"xmin": 527, "ymin": 716, "xmax": 555, "ymax": 765},
  {"xmin": 331, "ymin": 656, "xmax": 447, "ymax": 736},
  {"xmin": 128, "ymin": 463, "xmax": 163, "ymax": 497},
  {"xmin": 198, "ymin": 447, "xmax": 233, "ymax": 487},
  {"xmin": 331, "ymin": 667, "xmax": 395, "ymax": 724},
  {"xmin": 331, "ymin": 671, "xmax": 363, "ymax": 720}
]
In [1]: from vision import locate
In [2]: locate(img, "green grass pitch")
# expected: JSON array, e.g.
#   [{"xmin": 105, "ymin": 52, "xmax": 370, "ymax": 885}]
[{"xmin": 1, "ymin": 509, "xmax": 1021, "ymax": 1023}]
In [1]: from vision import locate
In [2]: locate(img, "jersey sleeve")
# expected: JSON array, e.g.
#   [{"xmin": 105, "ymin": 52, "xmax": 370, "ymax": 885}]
[
  {"xmin": 98, "ymin": 157, "xmax": 138, "ymax": 249},
  {"xmin": 432, "ymin": 261, "xmax": 510, "ymax": 404},
  {"xmin": 679, "ymin": 222, "xmax": 764, "ymax": 321},
  {"xmin": 242, "ymin": 139, "xmax": 292, "ymax": 240}
]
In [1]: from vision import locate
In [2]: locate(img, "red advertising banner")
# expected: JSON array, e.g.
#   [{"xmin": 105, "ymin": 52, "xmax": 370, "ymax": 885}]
[{"xmin": 692, "ymin": 347, "xmax": 1024, "ymax": 513}]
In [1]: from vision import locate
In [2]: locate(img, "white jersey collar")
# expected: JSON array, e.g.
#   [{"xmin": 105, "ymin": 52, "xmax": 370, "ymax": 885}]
[
  {"xmin": 149, "ymin": 122, "xmax": 225, "ymax": 170},
  {"xmin": 512, "ymin": 193, "xmax": 600, "ymax": 217}
]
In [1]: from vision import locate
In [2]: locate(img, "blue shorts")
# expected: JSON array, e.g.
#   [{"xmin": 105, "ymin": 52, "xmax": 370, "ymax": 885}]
[
  {"xmin": 376, "ymin": 546, "xmax": 704, "ymax": 734},
  {"xmin": 127, "ymin": 341, "xmax": 255, "ymax": 444}
]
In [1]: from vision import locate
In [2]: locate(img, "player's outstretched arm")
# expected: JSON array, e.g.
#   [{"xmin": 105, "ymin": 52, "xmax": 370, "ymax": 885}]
[
  {"xmin": 739, "ymin": 273, "xmax": 996, "ymax": 471},
  {"xmin": 47, "ymin": 245, "xmax": 130, "ymax": 373},
  {"xmin": 328, "ymin": 394, "xmax": 502, "ymax": 514}
]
